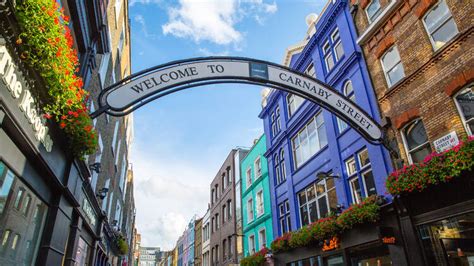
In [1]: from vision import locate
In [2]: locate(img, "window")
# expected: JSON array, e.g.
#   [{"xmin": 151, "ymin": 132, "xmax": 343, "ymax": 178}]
[
  {"xmin": 13, "ymin": 188, "xmax": 24, "ymax": 210},
  {"xmin": 349, "ymin": 176, "xmax": 363, "ymax": 204},
  {"xmin": 228, "ymin": 236, "xmax": 232, "ymax": 256},
  {"xmin": 274, "ymin": 153, "xmax": 281, "ymax": 185},
  {"xmin": 298, "ymin": 178, "xmax": 337, "ymax": 226},
  {"xmin": 271, "ymin": 108, "xmax": 281, "ymax": 137},
  {"xmin": 223, "ymin": 205, "xmax": 227, "ymax": 223},
  {"xmin": 454, "ymin": 85, "xmax": 474, "ymax": 135},
  {"xmin": 402, "ymin": 119, "xmax": 432, "ymax": 163},
  {"xmin": 323, "ymin": 41, "xmax": 335, "ymax": 72},
  {"xmin": 287, "ymin": 94, "xmax": 304, "ymax": 117},
  {"xmin": 246, "ymin": 168, "xmax": 252, "ymax": 188},
  {"xmin": 423, "ymin": 0, "xmax": 458, "ymax": 50},
  {"xmin": 381, "ymin": 46, "xmax": 405, "ymax": 87},
  {"xmin": 216, "ymin": 214, "xmax": 220, "ymax": 229},
  {"xmin": 305, "ymin": 63, "xmax": 315, "ymax": 77},
  {"xmin": 247, "ymin": 198, "xmax": 254, "ymax": 223},
  {"xmin": 1, "ymin": 230, "xmax": 10, "ymax": 252},
  {"xmin": 98, "ymin": 53, "xmax": 110, "ymax": 89},
  {"xmin": 21, "ymin": 194, "xmax": 31, "ymax": 215},
  {"xmin": 227, "ymin": 199, "xmax": 232, "ymax": 219},
  {"xmin": 278, "ymin": 200, "xmax": 291, "ymax": 235},
  {"xmin": 292, "ymin": 112, "xmax": 327, "ymax": 168},
  {"xmin": 256, "ymin": 190, "xmax": 264, "ymax": 216},
  {"xmin": 211, "ymin": 189, "xmax": 215, "ymax": 204},
  {"xmin": 248, "ymin": 235, "xmax": 255, "ymax": 255},
  {"xmin": 222, "ymin": 174, "xmax": 226, "ymax": 191},
  {"xmin": 366, "ymin": 0, "xmax": 382, "ymax": 23},
  {"xmin": 115, "ymin": 0, "xmax": 122, "ymax": 24},
  {"xmin": 346, "ymin": 149, "xmax": 377, "ymax": 204},
  {"xmin": 337, "ymin": 81, "xmax": 355, "ymax": 133},
  {"xmin": 114, "ymin": 139, "xmax": 121, "ymax": 166},
  {"xmin": 331, "ymin": 29, "xmax": 344, "ymax": 61},
  {"xmin": 227, "ymin": 167, "xmax": 232, "ymax": 186},
  {"xmin": 275, "ymin": 149, "xmax": 287, "ymax": 185},
  {"xmin": 111, "ymin": 120, "xmax": 120, "ymax": 155},
  {"xmin": 254, "ymin": 157, "xmax": 262, "ymax": 178},
  {"xmin": 258, "ymin": 229, "xmax": 266, "ymax": 250},
  {"xmin": 223, "ymin": 239, "xmax": 227, "ymax": 259}
]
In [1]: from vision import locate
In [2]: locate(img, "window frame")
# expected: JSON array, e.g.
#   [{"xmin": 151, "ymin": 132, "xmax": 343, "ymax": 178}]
[
  {"xmin": 380, "ymin": 46, "xmax": 405, "ymax": 87},
  {"xmin": 258, "ymin": 228, "xmax": 266, "ymax": 250},
  {"xmin": 248, "ymin": 234, "xmax": 255, "ymax": 255},
  {"xmin": 254, "ymin": 157, "xmax": 262, "ymax": 178},
  {"xmin": 292, "ymin": 112, "xmax": 327, "ymax": 168},
  {"xmin": 422, "ymin": 0, "xmax": 458, "ymax": 51},
  {"xmin": 331, "ymin": 28, "xmax": 344, "ymax": 61},
  {"xmin": 453, "ymin": 85, "xmax": 474, "ymax": 136},
  {"xmin": 401, "ymin": 119, "xmax": 432, "ymax": 164},
  {"xmin": 246, "ymin": 167, "xmax": 252, "ymax": 188},
  {"xmin": 297, "ymin": 179, "xmax": 333, "ymax": 226},
  {"xmin": 349, "ymin": 176, "xmax": 362, "ymax": 204},
  {"xmin": 256, "ymin": 190, "xmax": 264, "ymax": 217},
  {"xmin": 365, "ymin": 0, "xmax": 382, "ymax": 23},
  {"xmin": 247, "ymin": 198, "xmax": 254, "ymax": 223}
]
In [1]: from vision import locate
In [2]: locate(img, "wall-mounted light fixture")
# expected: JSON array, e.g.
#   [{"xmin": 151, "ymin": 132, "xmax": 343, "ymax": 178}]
[
  {"xmin": 316, "ymin": 171, "xmax": 340, "ymax": 181},
  {"xmin": 96, "ymin": 187, "xmax": 109, "ymax": 200},
  {"xmin": 89, "ymin": 162, "xmax": 101, "ymax": 174}
]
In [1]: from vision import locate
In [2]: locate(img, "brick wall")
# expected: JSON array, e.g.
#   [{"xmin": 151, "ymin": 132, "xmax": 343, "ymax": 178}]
[{"xmin": 351, "ymin": 0, "xmax": 474, "ymax": 163}]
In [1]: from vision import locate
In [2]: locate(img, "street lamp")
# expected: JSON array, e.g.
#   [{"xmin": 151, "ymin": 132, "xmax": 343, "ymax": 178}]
[
  {"xmin": 89, "ymin": 162, "xmax": 101, "ymax": 174},
  {"xmin": 96, "ymin": 187, "xmax": 109, "ymax": 200}
]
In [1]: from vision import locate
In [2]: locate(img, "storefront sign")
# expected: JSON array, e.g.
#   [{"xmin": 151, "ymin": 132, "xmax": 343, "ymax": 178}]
[
  {"xmin": 100, "ymin": 58, "xmax": 383, "ymax": 142},
  {"xmin": 433, "ymin": 131, "xmax": 459, "ymax": 153},
  {"xmin": 322, "ymin": 236, "xmax": 339, "ymax": 251},
  {"xmin": 382, "ymin": 237, "xmax": 396, "ymax": 244},
  {"xmin": 0, "ymin": 44, "xmax": 53, "ymax": 152},
  {"xmin": 82, "ymin": 197, "xmax": 97, "ymax": 227}
]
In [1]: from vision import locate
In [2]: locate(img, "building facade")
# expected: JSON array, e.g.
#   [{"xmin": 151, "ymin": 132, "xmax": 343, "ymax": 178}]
[
  {"xmin": 351, "ymin": 0, "xmax": 474, "ymax": 265},
  {"xmin": 209, "ymin": 148, "xmax": 249, "ymax": 266},
  {"xmin": 259, "ymin": 0, "xmax": 405, "ymax": 264},
  {"xmin": 139, "ymin": 247, "xmax": 161, "ymax": 266},
  {"xmin": 194, "ymin": 217, "xmax": 203, "ymax": 266},
  {"xmin": 201, "ymin": 208, "xmax": 211, "ymax": 266},
  {"xmin": 241, "ymin": 135, "xmax": 274, "ymax": 257},
  {"xmin": 0, "ymin": 0, "xmax": 135, "ymax": 265}
]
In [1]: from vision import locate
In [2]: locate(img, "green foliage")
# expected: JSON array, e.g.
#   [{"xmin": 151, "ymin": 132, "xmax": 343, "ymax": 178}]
[
  {"xmin": 270, "ymin": 196, "xmax": 380, "ymax": 254},
  {"xmin": 14, "ymin": 0, "xmax": 97, "ymax": 157},
  {"xmin": 386, "ymin": 137, "xmax": 474, "ymax": 195},
  {"xmin": 117, "ymin": 236, "xmax": 129, "ymax": 255},
  {"xmin": 240, "ymin": 247, "xmax": 268, "ymax": 266}
]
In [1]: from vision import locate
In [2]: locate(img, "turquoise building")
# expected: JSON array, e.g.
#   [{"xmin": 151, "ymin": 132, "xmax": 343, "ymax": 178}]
[{"xmin": 241, "ymin": 135, "xmax": 273, "ymax": 257}]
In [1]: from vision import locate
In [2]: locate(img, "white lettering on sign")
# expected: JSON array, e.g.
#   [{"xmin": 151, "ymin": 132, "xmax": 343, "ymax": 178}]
[
  {"xmin": 106, "ymin": 61, "xmax": 250, "ymax": 109},
  {"xmin": 433, "ymin": 131, "xmax": 459, "ymax": 153},
  {"xmin": 0, "ymin": 44, "xmax": 53, "ymax": 152},
  {"xmin": 82, "ymin": 197, "xmax": 97, "ymax": 227}
]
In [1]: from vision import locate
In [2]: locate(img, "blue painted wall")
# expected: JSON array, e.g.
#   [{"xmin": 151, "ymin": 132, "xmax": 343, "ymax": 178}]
[{"xmin": 259, "ymin": 0, "xmax": 392, "ymax": 239}]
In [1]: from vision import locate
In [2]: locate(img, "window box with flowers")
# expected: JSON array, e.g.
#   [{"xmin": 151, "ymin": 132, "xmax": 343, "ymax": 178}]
[
  {"xmin": 386, "ymin": 137, "xmax": 474, "ymax": 196},
  {"xmin": 269, "ymin": 196, "xmax": 381, "ymax": 254},
  {"xmin": 12, "ymin": 0, "xmax": 97, "ymax": 157}
]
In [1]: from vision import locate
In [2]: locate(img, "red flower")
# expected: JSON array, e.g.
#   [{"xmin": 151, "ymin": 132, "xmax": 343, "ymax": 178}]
[
  {"xmin": 60, "ymin": 122, "xmax": 66, "ymax": 128},
  {"xmin": 43, "ymin": 113, "xmax": 52, "ymax": 119}
]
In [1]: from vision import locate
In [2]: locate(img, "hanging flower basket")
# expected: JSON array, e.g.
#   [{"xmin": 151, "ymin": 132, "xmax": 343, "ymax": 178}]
[
  {"xmin": 13, "ymin": 0, "xmax": 97, "ymax": 157},
  {"xmin": 386, "ymin": 136, "xmax": 474, "ymax": 196}
]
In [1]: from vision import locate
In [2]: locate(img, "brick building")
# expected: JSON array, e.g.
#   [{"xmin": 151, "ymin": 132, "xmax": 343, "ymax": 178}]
[
  {"xmin": 350, "ymin": 0, "xmax": 473, "ymax": 264},
  {"xmin": 209, "ymin": 148, "xmax": 249, "ymax": 266}
]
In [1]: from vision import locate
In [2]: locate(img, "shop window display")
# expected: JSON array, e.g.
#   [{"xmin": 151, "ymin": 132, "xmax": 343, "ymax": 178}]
[
  {"xmin": 288, "ymin": 256, "xmax": 321, "ymax": 266},
  {"xmin": 349, "ymin": 244, "xmax": 392, "ymax": 266},
  {"xmin": 417, "ymin": 212, "xmax": 474, "ymax": 265},
  {"xmin": 0, "ymin": 162, "xmax": 48, "ymax": 265}
]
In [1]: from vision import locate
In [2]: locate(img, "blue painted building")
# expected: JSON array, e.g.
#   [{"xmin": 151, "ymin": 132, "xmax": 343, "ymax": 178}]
[{"xmin": 260, "ymin": 0, "xmax": 405, "ymax": 264}]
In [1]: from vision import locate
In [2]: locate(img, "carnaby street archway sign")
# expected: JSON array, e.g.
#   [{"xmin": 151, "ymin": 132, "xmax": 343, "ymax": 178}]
[{"xmin": 91, "ymin": 57, "xmax": 384, "ymax": 143}]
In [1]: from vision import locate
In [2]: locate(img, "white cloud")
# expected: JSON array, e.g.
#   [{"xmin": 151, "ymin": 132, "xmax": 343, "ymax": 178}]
[
  {"xmin": 162, "ymin": 0, "xmax": 277, "ymax": 45},
  {"xmin": 130, "ymin": 0, "xmax": 161, "ymax": 6},
  {"xmin": 134, "ymin": 15, "xmax": 158, "ymax": 39}
]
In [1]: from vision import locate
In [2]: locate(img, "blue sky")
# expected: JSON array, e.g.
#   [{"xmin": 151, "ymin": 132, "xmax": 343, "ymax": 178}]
[{"xmin": 129, "ymin": 0, "xmax": 325, "ymax": 249}]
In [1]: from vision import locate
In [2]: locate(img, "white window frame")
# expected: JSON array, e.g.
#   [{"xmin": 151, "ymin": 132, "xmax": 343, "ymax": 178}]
[
  {"xmin": 279, "ymin": 149, "xmax": 286, "ymax": 183},
  {"xmin": 98, "ymin": 53, "xmax": 110, "ymax": 89},
  {"xmin": 247, "ymin": 198, "xmax": 254, "ymax": 223},
  {"xmin": 248, "ymin": 235, "xmax": 255, "ymax": 255},
  {"xmin": 297, "ymin": 179, "xmax": 333, "ymax": 226},
  {"xmin": 254, "ymin": 157, "xmax": 262, "ymax": 178},
  {"xmin": 453, "ymin": 85, "xmax": 474, "ymax": 136},
  {"xmin": 401, "ymin": 119, "xmax": 431, "ymax": 164},
  {"xmin": 111, "ymin": 120, "xmax": 120, "ymax": 155},
  {"xmin": 287, "ymin": 94, "xmax": 304, "ymax": 118},
  {"xmin": 380, "ymin": 46, "xmax": 405, "ymax": 87},
  {"xmin": 349, "ymin": 176, "xmax": 362, "ymax": 204},
  {"xmin": 331, "ymin": 28, "xmax": 344, "ymax": 61},
  {"xmin": 323, "ymin": 41, "xmax": 334, "ymax": 72},
  {"xmin": 256, "ymin": 190, "xmax": 264, "ymax": 217},
  {"xmin": 361, "ymin": 168, "xmax": 377, "ymax": 197},
  {"xmin": 365, "ymin": 0, "xmax": 382, "ymax": 23},
  {"xmin": 292, "ymin": 112, "xmax": 327, "ymax": 168},
  {"xmin": 246, "ymin": 167, "xmax": 252, "ymax": 188},
  {"xmin": 357, "ymin": 148, "xmax": 370, "ymax": 169},
  {"xmin": 258, "ymin": 228, "xmax": 266, "ymax": 250},
  {"xmin": 304, "ymin": 63, "xmax": 315, "ymax": 77},
  {"xmin": 422, "ymin": 0, "xmax": 458, "ymax": 51}
]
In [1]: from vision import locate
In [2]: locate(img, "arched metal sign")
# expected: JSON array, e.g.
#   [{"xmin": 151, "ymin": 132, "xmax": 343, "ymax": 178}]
[{"xmin": 92, "ymin": 57, "xmax": 384, "ymax": 143}]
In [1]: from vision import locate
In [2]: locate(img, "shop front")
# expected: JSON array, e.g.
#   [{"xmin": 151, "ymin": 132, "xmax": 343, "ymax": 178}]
[
  {"xmin": 0, "ymin": 18, "xmax": 103, "ymax": 265},
  {"xmin": 396, "ymin": 171, "xmax": 474, "ymax": 266},
  {"xmin": 273, "ymin": 205, "xmax": 407, "ymax": 266}
]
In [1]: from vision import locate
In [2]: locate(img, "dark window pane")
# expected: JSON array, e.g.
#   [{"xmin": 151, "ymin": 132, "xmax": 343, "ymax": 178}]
[
  {"xmin": 362, "ymin": 170, "xmax": 377, "ymax": 196},
  {"xmin": 308, "ymin": 201, "xmax": 318, "ymax": 223},
  {"xmin": 405, "ymin": 120, "xmax": 429, "ymax": 150},
  {"xmin": 318, "ymin": 196, "xmax": 329, "ymax": 218},
  {"xmin": 411, "ymin": 144, "xmax": 432, "ymax": 163},
  {"xmin": 300, "ymin": 206, "xmax": 309, "ymax": 226}
]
